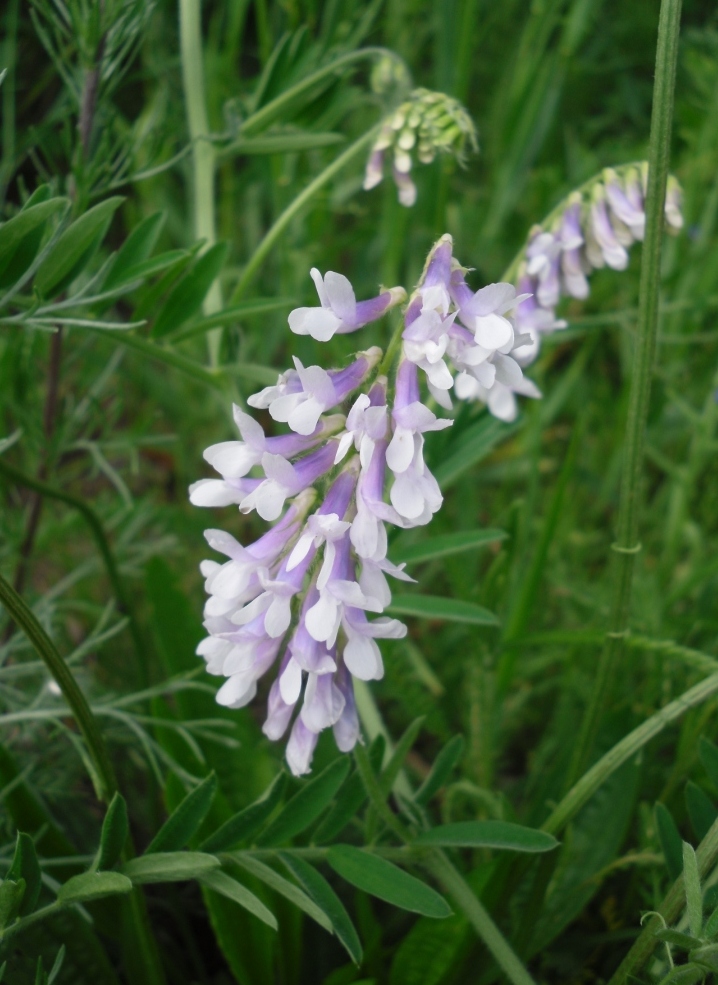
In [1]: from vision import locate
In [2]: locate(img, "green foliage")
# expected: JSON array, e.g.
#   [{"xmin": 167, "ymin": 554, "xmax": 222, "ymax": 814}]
[{"xmin": 95, "ymin": 793, "xmax": 129, "ymax": 872}]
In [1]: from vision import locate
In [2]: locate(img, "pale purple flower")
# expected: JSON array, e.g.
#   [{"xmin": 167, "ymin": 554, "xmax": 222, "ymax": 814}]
[
  {"xmin": 300, "ymin": 670, "xmax": 346, "ymax": 734},
  {"xmin": 286, "ymin": 717, "xmax": 319, "ymax": 776},
  {"xmin": 386, "ymin": 359, "xmax": 452, "ymax": 476},
  {"xmin": 334, "ymin": 381, "xmax": 388, "ymax": 467},
  {"xmin": 525, "ymin": 230, "xmax": 562, "ymax": 308},
  {"xmin": 333, "ymin": 664, "xmax": 360, "ymax": 753},
  {"xmin": 450, "ymin": 272, "xmax": 528, "ymax": 351},
  {"xmin": 304, "ymin": 535, "xmax": 383, "ymax": 646},
  {"xmin": 239, "ymin": 441, "xmax": 338, "ymax": 521},
  {"xmin": 342, "ymin": 607, "xmax": 406, "ymax": 680},
  {"xmin": 604, "ymin": 168, "xmax": 645, "ymax": 241},
  {"xmin": 665, "ymin": 176, "xmax": 684, "ymax": 231},
  {"xmin": 588, "ymin": 187, "xmax": 628, "ymax": 270},
  {"xmin": 453, "ymin": 351, "xmax": 541, "ymax": 422},
  {"xmin": 289, "ymin": 269, "xmax": 405, "ymax": 342},
  {"xmin": 189, "ymin": 475, "xmax": 259, "ymax": 508}
]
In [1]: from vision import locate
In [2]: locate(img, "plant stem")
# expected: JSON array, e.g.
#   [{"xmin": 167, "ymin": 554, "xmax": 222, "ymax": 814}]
[
  {"xmin": 179, "ymin": 0, "xmax": 223, "ymax": 366},
  {"xmin": 0, "ymin": 572, "xmax": 116, "ymax": 801},
  {"xmin": 0, "ymin": 458, "xmax": 147, "ymax": 684},
  {"xmin": 607, "ymin": 815, "xmax": 718, "ymax": 985},
  {"xmin": 567, "ymin": 0, "xmax": 682, "ymax": 783},
  {"xmin": 230, "ymin": 128, "xmax": 379, "ymax": 303}
]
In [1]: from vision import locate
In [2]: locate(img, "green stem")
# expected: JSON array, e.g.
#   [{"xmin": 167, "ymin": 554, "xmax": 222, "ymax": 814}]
[
  {"xmin": 230, "ymin": 128, "xmax": 379, "ymax": 303},
  {"xmin": 0, "ymin": 458, "xmax": 147, "ymax": 684},
  {"xmin": 568, "ymin": 0, "xmax": 682, "ymax": 782},
  {"xmin": 179, "ymin": 0, "xmax": 223, "ymax": 366},
  {"xmin": 426, "ymin": 851, "xmax": 539, "ymax": 985},
  {"xmin": 0, "ymin": 572, "xmax": 116, "ymax": 801},
  {"xmin": 606, "ymin": 815, "xmax": 718, "ymax": 985}
]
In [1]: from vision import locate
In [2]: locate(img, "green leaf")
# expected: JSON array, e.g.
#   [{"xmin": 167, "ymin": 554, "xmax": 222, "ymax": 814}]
[
  {"xmin": 57, "ymin": 871, "xmax": 132, "ymax": 904},
  {"xmin": 169, "ymin": 298, "xmax": 296, "ymax": 342},
  {"xmin": 326, "ymin": 846, "xmax": 452, "ymax": 919},
  {"xmin": 705, "ymin": 899, "xmax": 718, "ymax": 939},
  {"xmin": 122, "ymin": 851, "xmax": 220, "ymax": 884},
  {"xmin": 230, "ymin": 854, "xmax": 332, "ymax": 932},
  {"xmin": 685, "ymin": 781, "xmax": 717, "ymax": 842},
  {"xmin": 683, "ymin": 841, "xmax": 703, "ymax": 938},
  {"xmin": 690, "ymin": 943, "xmax": 718, "ymax": 971},
  {"xmin": 654, "ymin": 929, "xmax": 703, "ymax": 949},
  {"xmin": 280, "ymin": 853, "xmax": 362, "ymax": 965},
  {"xmin": 8, "ymin": 832, "xmax": 42, "ymax": 915},
  {"xmin": 108, "ymin": 248, "xmax": 192, "ymax": 288},
  {"xmin": 0, "ymin": 878, "xmax": 25, "ymax": 930},
  {"xmin": 391, "ymin": 529, "xmax": 507, "ymax": 566},
  {"xmin": 47, "ymin": 945, "xmax": 65, "ymax": 984},
  {"xmin": 35, "ymin": 197, "xmax": 124, "ymax": 297},
  {"xmin": 700, "ymin": 737, "xmax": 718, "ymax": 792},
  {"xmin": 221, "ymin": 131, "xmax": 345, "ymax": 156},
  {"xmin": 201, "ymin": 772, "xmax": 286, "ymax": 852},
  {"xmin": 657, "ymin": 965, "xmax": 705, "ymax": 985},
  {"xmin": 655, "ymin": 802, "xmax": 684, "ymax": 882},
  {"xmin": 200, "ymin": 869, "xmax": 278, "ymax": 930},
  {"xmin": 0, "ymin": 198, "xmax": 69, "ymax": 281},
  {"xmin": 414, "ymin": 821, "xmax": 559, "ymax": 853},
  {"xmin": 435, "ymin": 417, "xmax": 519, "ymax": 489},
  {"xmin": 313, "ymin": 737, "xmax": 385, "ymax": 843},
  {"xmin": 257, "ymin": 757, "xmax": 350, "ymax": 846},
  {"xmin": 96, "ymin": 792, "xmax": 129, "ymax": 871},
  {"xmin": 103, "ymin": 212, "xmax": 165, "ymax": 289},
  {"xmin": 415, "ymin": 736, "xmax": 465, "ymax": 807},
  {"xmin": 147, "ymin": 773, "xmax": 217, "ymax": 853},
  {"xmin": 152, "ymin": 242, "xmax": 229, "ymax": 337},
  {"xmin": 387, "ymin": 595, "xmax": 499, "ymax": 627},
  {"xmin": 380, "ymin": 718, "xmax": 424, "ymax": 795}
]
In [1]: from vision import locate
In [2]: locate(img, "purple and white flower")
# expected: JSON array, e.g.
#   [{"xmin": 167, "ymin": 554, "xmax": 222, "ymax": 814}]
[{"xmin": 289, "ymin": 269, "xmax": 405, "ymax": 342}]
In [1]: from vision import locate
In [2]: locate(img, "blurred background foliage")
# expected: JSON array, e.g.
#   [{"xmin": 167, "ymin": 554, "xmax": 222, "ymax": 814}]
[{"xmin": 2, "ymin": 0, "xmax": 718, "ymax": 983}]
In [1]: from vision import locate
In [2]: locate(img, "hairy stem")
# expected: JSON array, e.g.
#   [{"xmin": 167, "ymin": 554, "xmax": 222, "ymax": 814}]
[
  {"xmin": 179, "ymin": 0, "xmax": 223, "ymax": 366},
  {"xmin": 567, "ymin": 0, "xmax": 682, "ymax": 783}
]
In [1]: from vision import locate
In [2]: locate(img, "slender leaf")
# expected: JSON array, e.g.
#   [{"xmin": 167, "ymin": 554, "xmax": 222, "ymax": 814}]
[
  {"xmin": 380, "ymin": 718, "xmax": 424, "ymax": 795},
  {"xmin": 683, "ymin": 841, "xmax": 703, "ymax": 938},
  {"xmin": 96, "ymin": 792, "xmax": 129, "ymax": 871},
  {"xmin": 103, "ymin": 212, "xmax": 165, "ymax": 289},
  {"xmin": 415, "ymin": 736, "xmax": 465, "ymax": 807},
  {"xmin": 230, "ymin": 854, "xmax": 332, "ymax": 932},
  {"xmin": 388, "ymin": 595, "xmax": 499, "ymax": 627},
  {"xmin": 280, "ymin": 853, "xmax": 362, "ymax": 964},
  {"xmin": 221, "ymin": 131, "xmax": 345, "ymax": 156},
  {"xmin": 35, "ymin": 197, "xmax": 124, "ymax": 297},
  {"xmin": 414, "ymin": 821, "xmax": 558, "ymax": 853},
  {"xmin": 108, "ymin": 249, "xmax": 192, "ymax": 287},
  {"xmin": 0, "ymin": 879, "xmax": 25, "ymax": 930},
  {"xmin": 435, "ymin": 417, "xmax": 519, "ymax": 489},
  {"xmin": 0, "ymin": 199, "xmax": 69, "ymax": 280},
  {"xmin": 314, "ymin": 737, "xmax": 386, "ymax": 843},
  {"xmin": 700, "ymin": 737, "xmax": 718, "ymax": 792},
  {"xmin": 392, "ymin": 529, "xmax": 507, "ymax": 566},
  {"xmin": 655, "ymin": 802, "xmax": 683, "ymax": 882},
  {"xmin": 122, "ymin": 851, "xmax": 220, "ymax": 884},
  {"xmin": 685, "ymin": 781, "xmax": 717, "ymax": 842},
  {"xmin": 327, "ymin": 846, "xmax": 452, "ymax": 919},
  {"xmin": 200, "ymin": 869, "xmax": 278, "ymax": 930},
  {"xmin": 653, "ymin": 929, "xmax": 702, "ymax": 949},
  {"xmin": 169, "ymin": 298, "xmax": 295, "ymax": 342},
  {"xmin": 658, "ymin": 966, "xmax": 705, "ymax": 985},
  {"xmin": 8, "ymin": 832, "xmax": 41, "ymax": 915},
  {"xmin": 201, "ymin": 772, "xmax": 286, "ymax": 852},
  {"xmin": 146, "ymin": 773, "xmax": 217, "ymax": 853},
  {"xmin": 152, "ymin": 242, "xmax": 229, "ymax": 336},
  {"xmin": 257, "ymin": 757, "xmax": 350, "ymax": 846},
  {"xmin": 57, "ymin": 871, "xmax": 132, "ymax": 904}
]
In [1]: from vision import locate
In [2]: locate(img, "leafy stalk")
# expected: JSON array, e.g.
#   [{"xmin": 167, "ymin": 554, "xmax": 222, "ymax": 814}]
[{"xmin": 567, "ymin": 0, "xmax": 682, "ymax": 782}]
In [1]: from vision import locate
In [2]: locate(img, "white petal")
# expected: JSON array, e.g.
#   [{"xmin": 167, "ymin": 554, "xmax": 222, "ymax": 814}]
[
  {"xmin": 288, "ymin": 398, "xmax": 324, "ymax": 436},
  {"xmin": 280, "ymin": 656, "xmax": 303, "ymax": 705},
  {"xmin": 473, "ymin": 313, "xmax": 513, "ymax": 350},
  {"xmin": 324, "ymin": 271, "xmax": 357, "ymax": 322},
  {"xmin": 305, "ymin": 594, "xmax": 340, "ymax": 642},
  {"xmin": 286, "ymin": 532, "xmax": 314, "ymax": 572},
  {"xmin": 344, "ymin": 635, "xmax": 383, "ymax": 680},
  {"xmin": 265, "ymin": 595, "xmax": 292, "ymax": 638},
  {"xmin": 189, "ymin": 479, "xmax": 242, "ymax": 507},
  {"xmin": 386, "ymin": 427, "xmax": 414, "ymax": 474},
  {"xmin": 390, "ymin": 472, "xmax": 425, "ymax": 519}
]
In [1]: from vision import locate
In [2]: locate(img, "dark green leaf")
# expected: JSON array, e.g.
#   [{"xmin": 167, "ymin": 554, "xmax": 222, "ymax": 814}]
[
  {"xmin": 657, "ymin": 965, "xmax": 705, "ymax": 985},
  {"xmin": 201, "ymin": 772, "xmax": 286, "ymax": 852},
  {"xmin": 415, "ymin": 736, "xmax": 465, "ymax": 806},
  {"xmin": 388, "ymin": 595, "xmax": 499, "ymax": 627},
  {"xmin": 96, "ymin": 792, "xmax": 128, "ymax": 871},
  {"xmin": 57, "ymin": 871, "xmax": 132, "ymax": 904},
  {"xmin": 221, "ymin": 131, "xmax": 345, "ymax": 155},
  {"xmin": 327, "ymin": 846, "xmax": 452, "ymax": 919},
  {"xmin": 257, "ymin": 757, "xmax": 350, "ymax": 846},
  {"xmin": 0, "ymin": 198, "xmax": 69, "ymax": 281},
  {"xmin": 152, "ymin": 242, "xmax": 229, "ymax": 336},
  {"xmin": 47, "ymin": 946, "xmax": 65, "ymax": 984},
  {"xmin": 280, "ymin": 853, "xmax": 362, "ymax": 965},
  {"xmin": 103, "ymin": 212, "xmax": 165, "ymax": 289},
  {"xmin": 8, "ymin": 832, "xmax": 42, "ymax": 915},
  {"xmin": 414, "ymin": 821, "xmax": 558, "ymax": 853},
  {"xmin": 123, "ymin": 851, "xmax": 220, "ymax": 884},
  {"xmin": 35, "ymin": 197, "xmax": 124, "ymax": 297},
  {"xmin": 0, "ymin": 879, "xmax": 25, "ymax": 930},
  {"xmin": 654, "ymin": 929, "xmax": 702, "ymax": 949},
  {"xmin": 380, "ymin": 718, "xmax": 424, "ymax": 795},
  {"xmin": 655, "ymin": 802, "xmax": 683, "ymax": 882},
  {"xmin": 147, "ymin": 773, "xmax": 217, "ymax": 853},
  {"xmin": 230, "ymin": 854, "xmax": 332, "ymax": 931},
  {"xmin": 690, "ymin": 943, "xmax": 718, "ymax": 971},
  {"xmin": 685, "ymin": 781, "xmax": 717, "ymax": 842},
  {"xmin": 169, "ymin": 298, "xmax": 295, "ymax": 342},
  {"xmin": 705, "ymin": 899, "xmax": 718, "ymax": 939},
  {"xmin": 392, "ymin": 529, "xmax": 507, "ymax": 566},
  {"xmin": 700, "ymin": 737, "xmax": 718, "ymax": 792},
  {"xmin": 683, "ymin": 841, "xmax": 703, "ymax": 938},
  {"xmin": 200, "ymin": 869, "xmax": 277, "ymax": 930},
  {"xmin": 313, "ymin": 737, "xmax": 385, "ymax": 843},
  {"xmin": 435, "ymin": 417, "xmax": 519, "ymax": 489},
  {"xmin": 110, "ymin": 248, "xmax": 191, "ymax": 288}
]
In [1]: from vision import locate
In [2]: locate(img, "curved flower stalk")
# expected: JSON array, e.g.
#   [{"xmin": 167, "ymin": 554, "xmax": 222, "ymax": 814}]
[
  {"xmin": 191, "ymin": 238, "xmax": 547, "ymax": 775},
  {"xmin": 510, "ymin": 164, "xmax": 685, "ymax": 365},
  {"xmin": 363, "ymin": 88, "xmax": 477, "ymax": 206}
]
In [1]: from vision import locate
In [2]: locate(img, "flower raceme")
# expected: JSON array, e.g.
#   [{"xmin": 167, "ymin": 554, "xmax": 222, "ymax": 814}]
[{"xmin": 191, "ymin": 191, "xmax": 683, "ymax": 773}]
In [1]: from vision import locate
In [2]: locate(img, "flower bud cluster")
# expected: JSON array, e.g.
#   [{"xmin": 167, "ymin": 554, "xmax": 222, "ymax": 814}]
[
  {"xmin": 363, "ymin": 88, "xmax": 477, "ymax": 207},
  {"xmin": 513, "ymin": 165, "xmax": 684, "ymax": 365}
]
